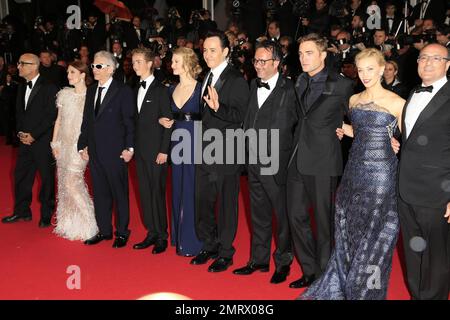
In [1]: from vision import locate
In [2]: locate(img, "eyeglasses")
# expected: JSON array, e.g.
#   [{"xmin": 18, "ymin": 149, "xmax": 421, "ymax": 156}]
[
  {"xmin": 17, "ymin": 61, "xmax": 36, "ymax": 67},
  {"xmin": 252, "ymin": 58, "xmax": 275, "ymax": 66},
  {"xmin": 417, "ymin": 55, "xmax": 450, "ymax": 63},
  {"xmin": 90, "ymin": 63, "xmax": 110, "ymax": 69}
]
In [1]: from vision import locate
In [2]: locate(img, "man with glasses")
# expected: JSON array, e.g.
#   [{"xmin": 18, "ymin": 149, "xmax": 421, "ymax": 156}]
[
  {"xmin": 286, "ymin": 33, "xmax": 353, "ymax": 289},
  {"xmin": 77, "ymin": 51, "xmax": 135, "ymax": 248},
  {"xmin": 391, "ymin": 43, "xmax": 450, "ymax": 300},
  {"xmin": 2, "ymin": 53, "xmax": 58, "ymax": 228},
  {"xmin": 233, "ymin": 40, "xmax": 297, "ymax": 284}
]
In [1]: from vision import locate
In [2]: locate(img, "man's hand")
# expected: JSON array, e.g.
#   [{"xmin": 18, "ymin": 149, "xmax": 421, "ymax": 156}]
[
  {"xmin": 444, "ymin": 202, "xmax": 450, "ymax": 223},
  {"xmin": 204, "ymin": 86, "xmax": 219, "ymax": 112},
  {"xmin": 120, "ymin": 149, "xmax": 133, "ymax": 163},
  {"xmin": 80, "ymin": 147, "xmax": 89, "ymax": 161},
  {"xmin": 391, "ymin": 137, "xmax": 400, "ymax": 154},
  {"xmin": 336, "ymin": 127, "xmax": 345, "ymax": 140},
  {"xmin": 159, "ymin": 117, "xmax": 174, "ymax": 129},
  {"xmin": 156, "ymin": 153, "xmax": 168, "ymax": 165},
  {"xmin": 327, "ymin": 44, "xmax": 339, "ymax": 54},
  {"xmin": 19, "ymin": 133, "xmax": 35, "ymax": 145}
]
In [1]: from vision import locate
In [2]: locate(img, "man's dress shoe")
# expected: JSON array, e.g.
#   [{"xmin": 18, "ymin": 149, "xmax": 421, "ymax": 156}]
[
  {"xmin": 112, "ymin": 235, "xmax": 128, "ymax": 248},
  {"xmin": 289, "ymin": 275, "xmax": 316, "ymax": 288},
  {"xmin": 152, "ymin": 240, "xmax": 168, "ymax": 254},
  {"xmin": 270, "ymin": 265, "xmax": 290, "ymax": 284},
  {"xmin": 190, "ymin": 250, "xmax": 218, "ymax": 265},
  {"xmin": 84, "ymin": 233, "xmax": 113, "ymax": 245},
  {"xmin": 208, "ymin": 257, "xmax": 233, "ymax": 272},
  {"xmin": 2, "ymin": 214, "xmax": 32, "ymax": 223},
  {"xmin": 233, "ymin": 262, "xmax": 269, "ymax": 275},
  {"xmin": 133, "ymin": 236, "xmax": 156, "ymax": 249}
]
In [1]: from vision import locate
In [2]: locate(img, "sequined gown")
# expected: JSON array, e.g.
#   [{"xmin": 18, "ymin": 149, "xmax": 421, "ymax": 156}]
[
  {"xmin": 300, "ymin": 102, "xmax": 400, "ymax": 300},
  {"xmin": 53, "ymin": 88, "xmax": 98, "ymax": 241}
]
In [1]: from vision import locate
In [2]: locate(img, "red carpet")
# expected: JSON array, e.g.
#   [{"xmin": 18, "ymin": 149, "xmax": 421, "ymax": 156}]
[{"xmin": 0, "ymin": 136, "xmax": 413, "ymax": 300}]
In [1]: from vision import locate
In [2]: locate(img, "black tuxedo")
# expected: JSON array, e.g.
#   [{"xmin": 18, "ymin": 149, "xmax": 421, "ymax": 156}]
[
  {"xmin": 410, "ymin": 0, "xmax": 447, "ymax": 25},
  {"xmin": 14, "ymin": 76, "xmax": 58, "ymax": 219},
  {"xmin": 195, "ymin": 64, "xmax": 249, "ymax": 259},
  {"xmin": 243, "ymin": 75, "xmax": 298, "ymax": 269},
  {"xmin": 77, "ymin": 79, "xmax": 135, "ymax": 237},
  {"xmin": 134, "ymin": 79, "xmax": 172, "ymax": 241},
  {"xmin": 381, "ymin": 16, "xmax": 403, "ymax": 36},
  {"xmin": 398, "ymin": 80, "xmax": 450, "ymax": 300},
  {"xmin": 287, "ymin": 69, "xmax": 353, "ymax": 277}
]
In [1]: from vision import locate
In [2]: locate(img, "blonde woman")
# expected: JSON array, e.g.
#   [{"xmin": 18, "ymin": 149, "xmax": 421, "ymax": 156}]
[
  {"xmin": 300, "ymin": 48, "xmax": 405, "ymax": 300},
  {"xmin": 159, "ymin": 47, "xmax": 203, "ymax": 256},
  {"xmin": 382, "ymin": 60, "xmax": 408, "ymax": 99}
]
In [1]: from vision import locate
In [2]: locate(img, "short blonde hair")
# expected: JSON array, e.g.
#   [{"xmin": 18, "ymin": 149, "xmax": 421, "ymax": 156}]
[
  {"xmin": 355, "ymin": 48, "xmax": 386, "ymax": 67},
  {"xmin": 385, "ymin": 60, "xmax": 399, "ymax": 72},
  {"xmin": 172, "ymin": 47, "xmax": 202, "ymax": 79}
]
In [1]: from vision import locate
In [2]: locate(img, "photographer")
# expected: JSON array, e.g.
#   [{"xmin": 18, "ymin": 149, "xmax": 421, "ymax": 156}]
[
  {"xmin": 280, "ymin": 35, "xmax": 300, "ymax": 79},
  {"xmin": 86, "ymin": 13, "xmax": 106, "ymax": 54},
  {"xmin": 327, "ymin": 30, "xmax": 360, "ymax": 71},
  {"xmin": 193, "ymin": 9, "xmax": 217, "ymax": 40},
  {"xmin": 436, "ymin": 24, "xmax": 450, "ymax": 48}
]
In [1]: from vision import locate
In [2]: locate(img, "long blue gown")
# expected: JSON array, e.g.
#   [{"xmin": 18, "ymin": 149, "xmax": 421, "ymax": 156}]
[
  {"xmin": 300, "ymin": 102, "xmax": 400, "ymax": 300},
  {"xmin": 169, "ymin": 82, "xmax": 203, "ymax": 256}
]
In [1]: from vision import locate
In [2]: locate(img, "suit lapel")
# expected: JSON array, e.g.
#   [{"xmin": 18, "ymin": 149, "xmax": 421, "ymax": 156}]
[
  {"xmin": 306, "ymin": 73, "xmax": 337, "ymax": 114},
  {"xmin": 294, "ymin": 74, "xmax": 307, "ymax": 115},
  {"xmin": 25, "ymin": 76, "xmax": 43, "ymax": 110},
  {"xmin": 213, "ymin": 65, "xmax": 230, "ymax": 94},
  {"xmin": 401, "ymin": 90, "xmax": 415, "ymax": 143},
  {"xmin": 97, "ymin": 79, "xmax": 119, "ymax": 118},
  {"xmin": 138, "ymin": 80, "xmax": 157, "ymax": 115},
  {"xmin": 406, "ymin": 82, "xmax": 450, "ymax": 143}
]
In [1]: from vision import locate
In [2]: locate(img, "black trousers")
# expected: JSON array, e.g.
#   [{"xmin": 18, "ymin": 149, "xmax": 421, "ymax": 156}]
[
  {"xmin": 398, "ymin": 197, "xmax": 450, "ymax": 300},
  {"xmin": 248, "ymin": 165, "xmax": 292, "ymax": 269},
  {"xmin": 135, "ymin": 153, "xmax": 168, "ymax": 241},
  {"xmin": 89, "ymin": 155, "xmax": 130, "ymax": 237},
  {"xmin": 195, "ymin": 165, "xmax": 240, "ymax": 259},
  {"xmin": 13, "ymin": 141, "xmax": 55, "ymax": 219},
  {"xmin": 286, "ymin": 161, "xmax": 338, "ymax": 277}
]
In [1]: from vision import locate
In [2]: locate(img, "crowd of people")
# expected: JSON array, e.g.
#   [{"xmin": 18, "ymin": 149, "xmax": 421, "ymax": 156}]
[{"xmin": 0, "ymin": 0, "xmax": 449, "ymax": 300}]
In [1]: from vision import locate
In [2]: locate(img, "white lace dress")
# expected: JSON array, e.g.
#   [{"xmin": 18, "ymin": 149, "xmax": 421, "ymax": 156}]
[{"xmin": 52, "ymin": 87, "xmax": 98, "ymax": 241}]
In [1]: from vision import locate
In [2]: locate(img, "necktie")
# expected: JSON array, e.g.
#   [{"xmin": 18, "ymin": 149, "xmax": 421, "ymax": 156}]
[
  {"xmin": 139, "ymin": 81, "xmax": 146, "ymax": 89},
  {"xmin": 256, "ymin": 78, "xmax": 270, "ymax": 90},
  {"xmin": 414, "ymin": 85, "xmax": 433, "ymax": 93},
  {"xmin": 95, "ymin": 86, "xmax": 104, "ymax": 117},
  {"xmin": 302, "ymin": 77, "xmax": 312, "ymax": 109},
  {"xmin": 202, "ymin": 72, "xmax": 214, "ymax": 106},
  {"xmin": 27, "ymin": 81, "xmax": 33, "ymax": 89}
]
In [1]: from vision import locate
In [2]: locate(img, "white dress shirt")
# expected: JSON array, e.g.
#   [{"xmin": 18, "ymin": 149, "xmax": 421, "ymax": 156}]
[
  {"xmin": 405, "ymin": 76, "xmax": 447, "ymax": 138},
  {"xmin": 24, "ymin": 74, "xmax": 40, "ymax": 109},
  {"xmin": 137, "ymin": 74, "xmax": 155, "ymax": 113},
  {"xmin": 95, "ymin": 76, "xmax": 113, "ymax": 106},
  {"xmin": 257, "ymin": 72, "xmax": 279, "ymax": 108},
  {"xmin": 202, "ymin": 60, "xmax": 228, "ymax": 96}
]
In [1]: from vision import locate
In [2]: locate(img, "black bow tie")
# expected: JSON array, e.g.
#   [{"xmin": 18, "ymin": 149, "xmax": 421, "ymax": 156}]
[
  {"xmin": 256, "ymin": 78, "xmax": 270, "ymax": 90},
  {"xmin": 27, "ymin": 81, "xmax": 33, "ymax": 89},
  {"xmin": 139, "ymin": 81, "xmax": 146, "ymax": 89},
  {"xmin": 387, "ymin": 17, "xmax": 394, "ymax": 20},
  {"xmin": 415, "ymin": 85, "xmax": 433, "ymax": 93}
]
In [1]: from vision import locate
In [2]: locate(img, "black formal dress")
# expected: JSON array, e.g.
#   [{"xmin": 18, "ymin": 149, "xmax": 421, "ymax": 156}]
[{"xmin": 287, "ymin": 68, "xmax": 353, "ymax": 278}]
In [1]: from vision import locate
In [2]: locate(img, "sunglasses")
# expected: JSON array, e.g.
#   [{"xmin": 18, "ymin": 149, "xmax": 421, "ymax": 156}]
[
  {"xmin": 17, "ymin": 61, "xmax": 36, "ymax": 66},
  {"xmin": 90, "ymin": 63, "xmax": 110, "ymax": 70}
]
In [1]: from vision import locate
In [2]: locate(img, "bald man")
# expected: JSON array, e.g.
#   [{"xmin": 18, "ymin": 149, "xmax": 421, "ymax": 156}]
[
  {"xmin": 392, "ymin": 43, "xmax": 450, "ymax": 300},
  {"xmin": 2, "ymin": 53, "xmax": 58, "ymax": 227}
]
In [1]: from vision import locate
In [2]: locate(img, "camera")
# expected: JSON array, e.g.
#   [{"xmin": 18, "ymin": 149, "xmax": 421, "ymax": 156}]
[
  {"xmin": 231, "ymin": 38, "xmax": 251, "ymax": 66},
  {"xmin": 168, "ymin": 7, "xmax": 179, "ymax": 19},
  {"xmin": 393, "ymin": 30, "xmax": 437, "ymax": 49},
  {"xmin": 34, "ymin": 16, "xmax": 44, "ymax": 30},
  {"xmin": 192, "ymin": 9, "xmax": 206, "ymax": 21},
  {"xmin": 352, "ymin": 27, "xmax": 372, "ymax": 46}
]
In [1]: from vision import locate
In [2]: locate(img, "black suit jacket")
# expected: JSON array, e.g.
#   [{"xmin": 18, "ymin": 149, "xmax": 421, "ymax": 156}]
[
  {"xmin": 16, "ymin": 76, "xmax": 58, "ymax": 144},
  {"xmin": 200, "ymin": 64, "xmax": 250, "ymax": 174},
  {"xmin": 77, "ymin": 79, "xmax": 135, "ymax": 164},
  {"xmin": 381, "ymin": 16, "xmax": 403, "ymax": 36},
  {"xmin": 134, "ymin": 79, "xmax": 172, "ymax": 161},
  {"xmin": 289, "ymin": 70, "xmax": 353, "ymax": 176},
  {"xmin": 398, "ymin": 80, "xmax": 450, "ymax": 208},
  {"xmin": 411, "ymin": 0, "xmax": 447, "ymax": 25},
  {"xmin": 244, "ymin": 75, "xmax": 298, "ymax": 184}
]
